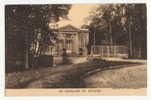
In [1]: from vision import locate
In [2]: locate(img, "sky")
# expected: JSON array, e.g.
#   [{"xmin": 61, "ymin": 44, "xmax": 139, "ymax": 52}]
[{"xmin": 57, "ymin": 4, "xmax": 98, "ymax": 28}]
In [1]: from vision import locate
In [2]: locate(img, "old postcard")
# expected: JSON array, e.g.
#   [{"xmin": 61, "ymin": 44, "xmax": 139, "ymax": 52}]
[{"xmin": 4, "ymin": 3, "xmax": 147, "ymax": 96}]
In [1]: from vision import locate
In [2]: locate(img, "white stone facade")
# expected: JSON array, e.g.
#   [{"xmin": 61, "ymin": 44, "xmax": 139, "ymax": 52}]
[{"xmin": 48, "ymin": 24, "xmax": 89, "ymax": 56}]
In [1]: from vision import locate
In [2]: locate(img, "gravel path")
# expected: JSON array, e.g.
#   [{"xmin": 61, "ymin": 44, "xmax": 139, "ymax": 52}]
[{"xmin": 6, "ymin": 59, "xmax": 146, "ymax": 88}]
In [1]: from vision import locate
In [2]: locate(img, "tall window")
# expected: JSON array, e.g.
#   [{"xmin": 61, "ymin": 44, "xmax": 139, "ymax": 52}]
[
  {"xmin": 66, "ymin": 34, "xmax": 72, "ymax": 38},
  {"xmin": 66, "ymin": 40, "xmax": 72, "ymax": 50}
]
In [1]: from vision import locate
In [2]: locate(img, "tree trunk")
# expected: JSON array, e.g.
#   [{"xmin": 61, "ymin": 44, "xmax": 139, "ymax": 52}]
[
  {"xmin": 91, "ymin": 27, "xmax": 96, "ymax": 56},
  {"xmin": 109, "ymin": 22, "xmax": 113, "ymax": 46},
  {"xmin": 128, "ymin": 16, "xmax": 133, "ymax": 58},
  {"xmin": 25, "ymin": 33, "xmax": 29, "ymax": 69}
]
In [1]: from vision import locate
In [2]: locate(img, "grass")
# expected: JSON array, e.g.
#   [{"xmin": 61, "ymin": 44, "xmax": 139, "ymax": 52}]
[
  {"xmin": 5, "ymin": 58, "xmax": 143, "ymax": 88},
  {"xmin": 83, "ymin": 64, "xmax": 147, "ymax": 88}
]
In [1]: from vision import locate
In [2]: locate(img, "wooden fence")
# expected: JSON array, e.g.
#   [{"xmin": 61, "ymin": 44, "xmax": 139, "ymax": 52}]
[{"xmin": 92, "ymin": 45, "xmax": 128, "ymax": 58}]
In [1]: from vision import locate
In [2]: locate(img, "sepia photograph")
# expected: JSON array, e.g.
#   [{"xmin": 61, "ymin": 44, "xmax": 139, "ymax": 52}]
[{"xmin": 5, "ymin": 4, "xmax": 147, "ymax": 96}]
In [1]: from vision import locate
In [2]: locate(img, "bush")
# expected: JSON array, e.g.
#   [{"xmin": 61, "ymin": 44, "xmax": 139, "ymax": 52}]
[{"xmin": 37, "ymin": 55, "xmax": 53, "ymax": 67}]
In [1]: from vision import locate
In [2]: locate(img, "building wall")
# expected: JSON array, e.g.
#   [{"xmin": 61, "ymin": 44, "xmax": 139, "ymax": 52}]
[
  {"xmin": 48, "ymin": 25, "xmax": 89, "ymax": 56},
  {"xmin": 73, "ymin": 32, "xmax": 79, "ymax": 54},
  {"xmin": 79, "ymin": 30, "xmax": 89, "ymax": 55},
  {"xmin": 54, "ymin": 31, "xmax": 88, "ymax": 56}
]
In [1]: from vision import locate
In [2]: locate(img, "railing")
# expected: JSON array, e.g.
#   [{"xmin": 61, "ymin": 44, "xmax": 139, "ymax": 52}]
[{"xmin": 92, "ymin": 45, "xmax": 128, "ymax": 58}]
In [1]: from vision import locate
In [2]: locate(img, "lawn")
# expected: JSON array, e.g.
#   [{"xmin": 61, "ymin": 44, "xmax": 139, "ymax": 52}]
[
  {"xmin": 83, "ymin": 64, "xmax": 147, "ymax": 88},
  {"xmin": 5, "ymin": 58, "xmax": 145, "ymax": 88}
]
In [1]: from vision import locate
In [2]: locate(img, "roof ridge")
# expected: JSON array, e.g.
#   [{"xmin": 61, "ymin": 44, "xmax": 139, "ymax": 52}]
[{"xmin": 58, "ymin": 24, "xmax": 80, "ymax": 31}]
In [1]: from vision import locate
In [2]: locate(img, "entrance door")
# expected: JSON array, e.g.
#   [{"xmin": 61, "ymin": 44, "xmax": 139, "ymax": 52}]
[{"xmin": 66, "ymin": 39, "xmax": 73, "ymax": 53}]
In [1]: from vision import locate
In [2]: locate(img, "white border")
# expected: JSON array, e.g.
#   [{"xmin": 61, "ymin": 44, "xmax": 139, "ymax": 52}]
[
  {"xmin": 0, "ymin": 0, "xmax": 148, "ymax": 4},
  {"xmin": 0, "ymin": 0, "xmax": 151, "ymax": 100},
  {"xmin": 147, "ymin": 0, "xmax": 151, "ymax": 97}
]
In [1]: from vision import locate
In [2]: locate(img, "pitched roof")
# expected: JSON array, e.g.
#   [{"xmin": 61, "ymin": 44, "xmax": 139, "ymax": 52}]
[{"xmin": 58, "ymin": 24, "xmax": 80, "ymax": 32}]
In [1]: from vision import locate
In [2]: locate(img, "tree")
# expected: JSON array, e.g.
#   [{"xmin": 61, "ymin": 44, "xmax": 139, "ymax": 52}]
[
  {"xmin": 125, "ymin": 4, "xmax": 147, "ymax": 58},
  {"xmin": 86, "ymin": 4, "xmax": 147, "ymax": 58},
  {"xmin": 5, "ymin": 5, "xmax": 71, "ymax": 70}
]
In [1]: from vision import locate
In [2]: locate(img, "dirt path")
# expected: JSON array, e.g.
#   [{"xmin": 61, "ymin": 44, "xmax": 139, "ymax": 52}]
[
  {"xmin": 6, "ymin": 60, "xmax": 103, "ymax": 88},
  {"xmin": 6, "ymin": 59, "xmax": 146, "ymax": 88},
  {"xmin": 26, "ymin": 61, "xmax": 146, "ymax": 88},
  {"xmin": 26, "ymin": 61, "xmax": 102, "ymax": 88},
  {"xmin": 83, "ymin": 64, "xmax": 147, "ymax": 88}
]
